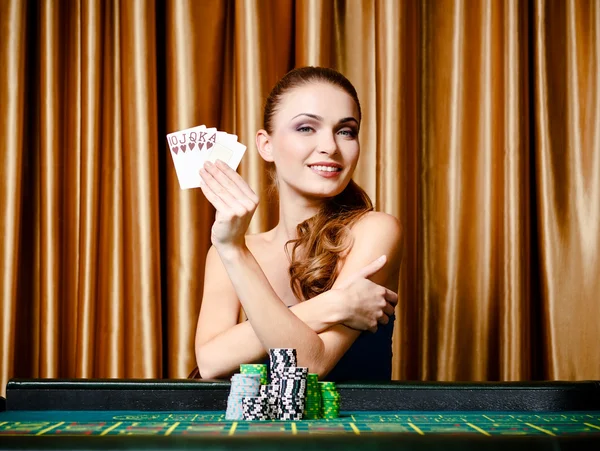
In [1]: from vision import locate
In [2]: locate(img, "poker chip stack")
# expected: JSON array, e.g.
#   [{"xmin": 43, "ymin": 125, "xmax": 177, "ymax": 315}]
[
  {"xmin": 241, "ymin": 396, "xmax": 270, "ymax": 421},
  {"xmin": 225, "ymin": 373, "xmax": 261, "ymax": 420},
  {"xmin": 259, "ymin": 384, "xmax": 280, "ymax": 419},
  {"xmin": 268, "ymin": 348, "xmax": 298, "ymax": 383},
  {"xmin": 226, "ymin": 349, "xmax": 336, "ymax": 422},
  {"xmin": 240, "ymin": 363, "xmax": 268, "ymax": 385},
  {"xmin": 268, "ymin": 348, "xmax": 309, "ymax": 421},
  {"xmin": 278, "ymin": 366, "xmax": 309, "ymax": 420},
  {"xmin": 319, "ymin": 381, "xmax": 340, "ymax": 419},
  {"xmin": 303, "ymin": 373, "xmax": 322, "ymax": 419}
]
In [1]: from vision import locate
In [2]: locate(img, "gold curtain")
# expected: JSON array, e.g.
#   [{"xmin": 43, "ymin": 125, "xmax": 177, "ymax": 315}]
[{"xmin": 1, "ymin": 0, "xmax": 599, "ymax": 396}]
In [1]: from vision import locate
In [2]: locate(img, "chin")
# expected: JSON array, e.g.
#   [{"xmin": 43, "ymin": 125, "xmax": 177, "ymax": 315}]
[
  {"xmin": 303, "ymin": 183, "xmax": 348, "ymax": 200},
  {"xmin": 280, "ymin": 176, "xmax": 351, "ymax": 201}
]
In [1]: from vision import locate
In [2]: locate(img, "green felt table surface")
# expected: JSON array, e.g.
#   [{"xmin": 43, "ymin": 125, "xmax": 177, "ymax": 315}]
[
  {"xmin": 1, "ymin": 410, "xmax": 600, "ymax": 436},
  {"xmin": 1, "ymin": 410, "xmax": 599, "ymax": 450},
  {"xmin": 3, "ymin": 379, "xmax": 600, "ymax": 449}
]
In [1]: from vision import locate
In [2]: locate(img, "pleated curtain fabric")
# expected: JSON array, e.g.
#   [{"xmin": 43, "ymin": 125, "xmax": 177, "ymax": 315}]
[{"xmin": 0, "ymin": 0, "xmax": 599, "ymax": 396}]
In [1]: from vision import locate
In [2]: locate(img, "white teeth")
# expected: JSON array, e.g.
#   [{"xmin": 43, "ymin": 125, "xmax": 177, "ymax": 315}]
[{"xmin": 310, "ymin": 165, "xmax": 341, "ymax": 172}]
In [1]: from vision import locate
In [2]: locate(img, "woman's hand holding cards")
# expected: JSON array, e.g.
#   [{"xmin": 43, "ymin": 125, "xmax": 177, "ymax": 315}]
[{"xmin": 199, "ymin": 159, "xmax": 259, "ymax": 251}]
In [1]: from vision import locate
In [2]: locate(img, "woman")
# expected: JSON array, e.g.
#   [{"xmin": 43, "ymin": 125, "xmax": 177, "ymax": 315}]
[{"xmin": 194, "ymin": 66, "xmax": 403, "ymax": 382}]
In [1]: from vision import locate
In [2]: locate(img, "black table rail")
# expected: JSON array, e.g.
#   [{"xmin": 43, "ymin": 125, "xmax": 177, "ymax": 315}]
[{"xmin": 5, "ymin": 379, "xmax": 600, "ymax": 412}]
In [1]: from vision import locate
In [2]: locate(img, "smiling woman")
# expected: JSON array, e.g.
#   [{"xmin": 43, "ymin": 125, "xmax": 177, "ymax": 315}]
[{"xmin": 193, "ymin": 67, "xmax": 403, "ymax": 382}]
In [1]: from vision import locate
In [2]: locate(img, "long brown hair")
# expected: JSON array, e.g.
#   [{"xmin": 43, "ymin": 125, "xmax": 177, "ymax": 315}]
[{"xmin": 263, "ymin": 67, "xmax": 373, "ymax": 300}]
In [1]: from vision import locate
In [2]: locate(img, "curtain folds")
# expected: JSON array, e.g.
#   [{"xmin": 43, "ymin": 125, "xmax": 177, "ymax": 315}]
[
  {"xmin": 1, "ymin": 0, "xmax": 599, "ymax": 396},
  {"xmin": 535, "ymin": 0, "xmax": 600, "ymax": 379},
  {"xmin": 420, "ymin": 0, "xmax": 532, "ymax": 381},
  {"xmin": 1, "ymin": 0, "xmax": 27, "ymax": 392}
]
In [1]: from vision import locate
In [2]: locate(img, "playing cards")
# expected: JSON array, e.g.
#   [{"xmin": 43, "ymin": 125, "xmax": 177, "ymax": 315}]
[{"xmin": 166, "ymin": 125, "xmax": 247, "ymax": 190}]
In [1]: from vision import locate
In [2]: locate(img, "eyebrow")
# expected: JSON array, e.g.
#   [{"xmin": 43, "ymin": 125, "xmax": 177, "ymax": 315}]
[{"xmin": 291, "ymin": 113, "xmax": 359, "ymax": 125}]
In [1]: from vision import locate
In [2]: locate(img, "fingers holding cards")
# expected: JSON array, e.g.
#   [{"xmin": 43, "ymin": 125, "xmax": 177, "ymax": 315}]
[
  {"xmin": 197, "ymin": 166, "xmax": 232, "ymax": 212},
  {"xmin": 200, "ymin": 162, "xmax": 241, "ymax": 208},
  {"xmin": 212, "ymin": 160, "xmax": 259, "ymax": 205},
  {"xmin": 201, "ymin": 160, "xmax": 258, "ymax": 211},
  {"xmin": 199, "ymin": 160, "xmax": 258, "ymax": 248},
  {"xmin": 166, "ymin": 124, "xmax": 247, "ymax": 190}
]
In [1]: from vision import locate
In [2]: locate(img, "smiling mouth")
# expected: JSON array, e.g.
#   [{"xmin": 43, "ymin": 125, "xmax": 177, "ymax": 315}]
[{"xmin": 308, "ymin": 165, "xmax": 342, "ymax": 173}]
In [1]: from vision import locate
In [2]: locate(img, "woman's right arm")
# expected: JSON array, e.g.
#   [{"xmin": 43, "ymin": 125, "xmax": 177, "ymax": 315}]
[{"xmin": 195, "ymin": 246, "xmax": 396, "ymax": 379}]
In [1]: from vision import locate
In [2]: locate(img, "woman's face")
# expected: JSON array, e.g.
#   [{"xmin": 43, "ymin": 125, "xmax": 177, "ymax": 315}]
[{"xmin": 267, "ymin": 82, "xmax": 361, "ymax": 200}]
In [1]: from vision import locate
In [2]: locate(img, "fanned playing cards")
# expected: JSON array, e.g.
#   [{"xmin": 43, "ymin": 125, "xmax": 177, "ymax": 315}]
[{"xmin": 166, "ymin": 125, "xmax": 247, "ymax": 190}]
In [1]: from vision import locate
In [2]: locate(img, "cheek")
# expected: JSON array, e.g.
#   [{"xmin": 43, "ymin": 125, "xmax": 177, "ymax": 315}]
[
  {"xmin": 342, "ymin": 143, "xmax": 360, "ymax": 164},
  {"xmin": 273, "ymin": 134, "xmax": 311, "ymax": 162}
]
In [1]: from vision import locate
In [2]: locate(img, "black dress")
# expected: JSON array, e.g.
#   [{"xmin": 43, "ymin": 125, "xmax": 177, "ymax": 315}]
[{"xmin": 324, "ymin": 316, "xmax": 395, "ymax": 382}]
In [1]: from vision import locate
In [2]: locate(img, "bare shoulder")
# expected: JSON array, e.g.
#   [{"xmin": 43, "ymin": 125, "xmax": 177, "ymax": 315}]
[
  {"xmin": 335, "ymin": 211, "xmax": 403, "ymax": 289},
  {"xmin": 351, "ymin": 211, "xmax": 403, "ymax": 244},
  {"xmin": 352, "ymin": 210, "xmax": 402, "ymax": 230}
]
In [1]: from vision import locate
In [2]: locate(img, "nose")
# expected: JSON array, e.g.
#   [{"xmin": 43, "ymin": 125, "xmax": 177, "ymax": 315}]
[{"xmin": 317, "ymin": 130, "xmax": 338, "ymax": 155}]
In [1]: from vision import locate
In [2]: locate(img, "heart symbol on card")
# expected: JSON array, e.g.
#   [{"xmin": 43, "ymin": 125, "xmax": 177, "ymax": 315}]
[
  {"xmin": 189, "ymin": 143, "xmax": 195, "ymax": 151},
  {"xmin": 206, "ymin": 142, "xmax": 214, "ymax": 150},
  {"xmin": 180, "ymin": 145, "xmax": 187, "ymax": 153},
  {"xmin": 171, "ymin": 146, "xmax": 178, "ymax": 155},
  {"xmin": 198, "ymin": 142, "xmax": 205, "ymax": 151}
]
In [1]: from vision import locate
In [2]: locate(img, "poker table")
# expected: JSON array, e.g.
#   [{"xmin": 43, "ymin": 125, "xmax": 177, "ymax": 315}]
[{"xmin": 1, "ymin": 379, "xmax": 600, "ymax": 450}]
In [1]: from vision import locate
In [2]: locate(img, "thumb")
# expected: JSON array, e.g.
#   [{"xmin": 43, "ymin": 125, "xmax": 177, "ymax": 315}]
[
  {"xmin": 335, "ymin": 255, "xmax": 387, "ymax": 290},
  {"xmin": 356, "ymin": 255, "xmax": 387, "ymax": 279}
]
